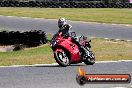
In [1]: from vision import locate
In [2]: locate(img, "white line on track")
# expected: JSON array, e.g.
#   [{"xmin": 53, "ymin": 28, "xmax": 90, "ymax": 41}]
[
  {"xmin": 111, "ymin": 87, "xmax": 128, "ymax": 88},
  {"xmin": 0, "ymin": 60, "xmax": 132, "ymax": 68},
  {"xmin": 127, "ymin": 40, "xmax": 132, "ymax": 42},
  {"xmin": 96, "ymin": 60, "xmax": 132, "ymax": 63},
  {"xmin": 115, "ymin": 39, "xmax": 121, "ymax": 41},
  {"xmin": 1, "ymin": 15, "xmax": 132, "ymax": 27},
  {"xmin": 0, "ymin": 63, "xmax": 58, "ymax": 68},
  {"xmin": 103, "ymin": 37, "xmax": 132, "ymax": 42}
]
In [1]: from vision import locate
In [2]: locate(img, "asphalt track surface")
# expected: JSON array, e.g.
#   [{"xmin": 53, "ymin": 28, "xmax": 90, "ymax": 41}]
[
  {"xmin": 0, "ymin": 16, "xmax": 132, "ymax": 88},
  {"xmin": 0, "ymin": 61, "xmax": 132, "ymax": 88},
  {"xmin": 0, "ymin": 15, "xmax": 132, "ymax": 40}
]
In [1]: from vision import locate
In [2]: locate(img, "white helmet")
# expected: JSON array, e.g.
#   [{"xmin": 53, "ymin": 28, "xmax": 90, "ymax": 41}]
[{"xmin": 58, "ymin": 18, "xmax": 66, "ymax": 28}]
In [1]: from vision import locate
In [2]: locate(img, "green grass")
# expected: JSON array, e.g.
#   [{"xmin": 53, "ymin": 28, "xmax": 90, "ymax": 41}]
[
  {"xmin": 0, "ymin": 38, "xmax": 132, "ymax": 66},
  {"xmin": 92, "ymin": 38, "xmax": 132, "ymax": 61},
  {"xmin": 0, "ymin": 8, "xmax": 132, "ymax": 24},
  {"xmin": 0, "ymin": 44, "xmax": 54, "ymax": 66}
]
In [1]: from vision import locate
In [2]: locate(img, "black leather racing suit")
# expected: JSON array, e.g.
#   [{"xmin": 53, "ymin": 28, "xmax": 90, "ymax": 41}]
[
  {"xmin": 58, "ymin": 24, "xmax": 72, "ymax": 37},
  {"xmin": 58, "ymin": 24, "xmax": 87, "ymax": 58}
]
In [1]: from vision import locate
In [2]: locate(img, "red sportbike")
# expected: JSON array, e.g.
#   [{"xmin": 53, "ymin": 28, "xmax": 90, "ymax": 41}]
[{"xmin": 50, "ymin": 32, "xmax": 95, "ymax": 67}]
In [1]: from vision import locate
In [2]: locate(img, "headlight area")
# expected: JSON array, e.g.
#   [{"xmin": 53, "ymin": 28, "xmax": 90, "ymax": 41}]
[{"xmin": 50, "ymin": 40, "xmax": 59, "ymax": 47}]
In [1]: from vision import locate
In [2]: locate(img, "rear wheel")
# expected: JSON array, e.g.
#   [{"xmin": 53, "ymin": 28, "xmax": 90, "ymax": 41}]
[
  {"xmin": 54, "ymin": 49, "xmax": 69, "ymax": 67},
  {"xmin": 84, "ymin": 51, "xmax": 95, "ymax": 65}
]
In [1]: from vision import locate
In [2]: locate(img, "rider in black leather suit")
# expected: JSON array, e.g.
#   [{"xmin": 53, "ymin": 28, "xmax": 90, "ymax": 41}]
[{"xmin": 57, "ymin": 18, "xmax": 88, "ymax": 59}]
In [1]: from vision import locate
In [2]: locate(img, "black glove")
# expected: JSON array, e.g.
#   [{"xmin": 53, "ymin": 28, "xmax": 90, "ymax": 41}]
[{"xmin": 61, "ymin": 33, "xmax": 69, "ymax": 38}]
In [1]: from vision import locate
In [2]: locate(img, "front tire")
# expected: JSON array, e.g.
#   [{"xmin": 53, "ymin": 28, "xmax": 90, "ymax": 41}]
[
  {"xmin": 84, "ymin": 51, "xmax": 95, "ymax": 65},
  {"xmin": 54, "ymin": 49, "xmax": 70, "ymax": 67}
]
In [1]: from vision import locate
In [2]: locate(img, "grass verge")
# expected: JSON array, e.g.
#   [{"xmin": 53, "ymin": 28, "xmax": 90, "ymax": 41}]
[
  {"xmin": 0, "ymin": 8, "xmax": 132, "ymax": 24},
  {"xmin": 92, "ymin": 38, "xmax": 132, "ymax": 61},
  {"xmin": 0, "ymin": 44, "xmax": 54, "ymax": 66},
  {"xmin": 0, "ymin": 38, "xmax": 132, "ymax": 66}
]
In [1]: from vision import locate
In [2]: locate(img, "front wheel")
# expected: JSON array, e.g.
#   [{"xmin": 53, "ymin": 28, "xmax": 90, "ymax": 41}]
[
  {"xmin": 54, "ymin": 49, "xmax": 70, "ymax": 67},
  {"xmin": 84, "ymin": 51, "xmax": 95, "ymax": 65}
]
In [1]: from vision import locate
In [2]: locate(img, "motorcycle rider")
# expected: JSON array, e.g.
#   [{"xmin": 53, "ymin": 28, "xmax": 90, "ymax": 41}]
[
  {"xmin": 58, "ymin": 18, "xmax": 72, "ymax": 37},
  {"xmin": 57, "ymin": 18, "xmax": 88, "ymax": 59}
]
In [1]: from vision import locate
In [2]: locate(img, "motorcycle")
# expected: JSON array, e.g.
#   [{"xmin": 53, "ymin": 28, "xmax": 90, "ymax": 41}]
[{"xmin": 50, "ymin": 31, "xmax": 95, "ymax": 67}]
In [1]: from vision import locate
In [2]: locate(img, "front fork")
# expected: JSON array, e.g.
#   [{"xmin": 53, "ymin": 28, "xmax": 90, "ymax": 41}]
[{"xmin": 80, "ymin": 43, "xmax": 92, "ymax": 60}]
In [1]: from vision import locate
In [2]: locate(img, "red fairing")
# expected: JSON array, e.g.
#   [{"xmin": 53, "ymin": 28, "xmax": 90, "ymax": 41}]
[{"xmin": 58, "ymin": 37, "xmax": 81, "ymax": 63}]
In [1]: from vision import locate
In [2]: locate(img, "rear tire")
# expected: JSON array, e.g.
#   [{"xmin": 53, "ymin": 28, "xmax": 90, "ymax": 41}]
[{"xmin": 54, "ymin": 49, "xmax": 70, "ymax": 67}]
